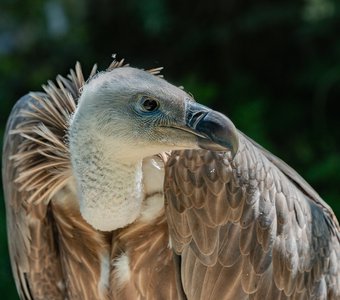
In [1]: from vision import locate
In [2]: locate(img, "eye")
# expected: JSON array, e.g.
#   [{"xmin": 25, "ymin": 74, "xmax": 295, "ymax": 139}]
[{"xmin": 140, "ymin": 97, "xmax": 160, "ymax": 112}]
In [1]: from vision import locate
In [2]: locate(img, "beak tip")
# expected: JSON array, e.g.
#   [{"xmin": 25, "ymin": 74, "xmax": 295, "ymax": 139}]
[
  {"xmin": 196, "ymin": 111, "xmax": 239, "ymax": 157},
  {"xmin": 230, "ymin": 139, "xmax": 239, "ymax": 158},
  {"xmin": 226, "ymin": 125, "xmax": 239, "ymax": 158}
]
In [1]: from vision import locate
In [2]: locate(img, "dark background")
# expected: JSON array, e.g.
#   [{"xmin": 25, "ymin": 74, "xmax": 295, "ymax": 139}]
[{"xmin": 1, "ymin": 0, "xmax": 339, "ymax": 298}]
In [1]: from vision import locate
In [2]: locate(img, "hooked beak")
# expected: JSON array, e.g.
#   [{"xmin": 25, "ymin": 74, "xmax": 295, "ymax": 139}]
[{"xmin": 185, "ymin": 101, "xmax": 239, "ymax": 156}]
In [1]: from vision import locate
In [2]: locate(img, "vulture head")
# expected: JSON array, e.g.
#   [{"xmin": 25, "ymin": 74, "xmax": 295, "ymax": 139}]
[{"xmin": 69, "ymin": 66, "xmax": 238, "ymax": 231}]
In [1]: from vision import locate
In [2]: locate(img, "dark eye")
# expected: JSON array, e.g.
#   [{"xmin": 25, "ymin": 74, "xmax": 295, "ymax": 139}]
[{"xmin": 140, "ymin": 97, "xmax": 160, "ymax": 112}]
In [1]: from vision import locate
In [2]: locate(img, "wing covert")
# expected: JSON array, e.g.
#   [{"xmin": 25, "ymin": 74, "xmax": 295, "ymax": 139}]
[
  {"xmin": 2, "ymin": 94, "xmax": 66, "ymax": 299},
  {"xmin": 164, "ymin": 133, "xmax": 340, "ymax": 299},
  {"xmin": 2, "ymin": 62, "xmax": 97, "ymax": 299}
]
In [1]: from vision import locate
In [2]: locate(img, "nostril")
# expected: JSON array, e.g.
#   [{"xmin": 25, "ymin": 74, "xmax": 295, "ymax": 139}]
[{"xmin": 188, "ymin": 111, "xmax": 208, "ymax": 128}]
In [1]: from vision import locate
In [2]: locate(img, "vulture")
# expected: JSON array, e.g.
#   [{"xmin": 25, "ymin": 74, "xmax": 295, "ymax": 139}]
[{"xmin": 2, "ymin": 57, "xmax": 340, "ymax": 300}]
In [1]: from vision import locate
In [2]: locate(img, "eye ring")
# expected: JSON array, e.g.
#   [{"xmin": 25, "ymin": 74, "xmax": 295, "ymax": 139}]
[{"xmin": 140, "ymin": 96, "xmax": 160, "ymax": 112}]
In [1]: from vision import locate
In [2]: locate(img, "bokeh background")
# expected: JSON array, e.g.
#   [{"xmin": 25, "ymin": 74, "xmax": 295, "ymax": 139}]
[{"xmin": 1, "ymin": 0, "xmax": 339, "ymax": 298}]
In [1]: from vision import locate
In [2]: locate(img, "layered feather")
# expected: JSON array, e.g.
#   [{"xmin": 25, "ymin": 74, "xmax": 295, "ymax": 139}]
[{"xmin": 165, "ymin": 135, "xmax": 340, "ymax": 299}]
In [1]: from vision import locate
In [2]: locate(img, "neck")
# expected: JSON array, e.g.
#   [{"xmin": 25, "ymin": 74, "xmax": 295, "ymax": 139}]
[{"xmin": 69, "ymin": 127, "xmax": 144, "ymax": 231}]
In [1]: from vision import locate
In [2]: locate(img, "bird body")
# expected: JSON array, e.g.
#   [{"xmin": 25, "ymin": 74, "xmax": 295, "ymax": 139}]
[{"xmin": 2, "ymin": 59, "xmax": 340, "ymax": 299}]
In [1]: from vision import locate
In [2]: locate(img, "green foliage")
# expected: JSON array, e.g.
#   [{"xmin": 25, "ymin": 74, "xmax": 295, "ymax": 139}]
[{"xmin": 0, "ymin": 0, "xmax": 339, "ymax": 297}]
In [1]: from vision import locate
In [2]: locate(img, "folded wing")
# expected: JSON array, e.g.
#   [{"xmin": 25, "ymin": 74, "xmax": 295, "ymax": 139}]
[{"xmin": 165, "ymin": 133, "xmax": 340, "ymax": 299}]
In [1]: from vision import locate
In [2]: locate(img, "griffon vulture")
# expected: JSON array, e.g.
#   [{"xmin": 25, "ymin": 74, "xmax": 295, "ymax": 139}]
[{"xmin": 2, "ymin": 58, "xmax": 340, "ymax": 300}]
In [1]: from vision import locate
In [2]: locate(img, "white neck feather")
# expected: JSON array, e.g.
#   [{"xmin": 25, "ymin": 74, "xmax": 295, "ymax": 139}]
[{"xmin": 70, "ymin": 127, "xmax": 144, "ymax": 231}]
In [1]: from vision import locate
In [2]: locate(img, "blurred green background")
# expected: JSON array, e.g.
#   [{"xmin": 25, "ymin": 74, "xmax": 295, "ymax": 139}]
[{"xmin": 1, "ymin": 0, "xmax": 339, "ymax": 298}]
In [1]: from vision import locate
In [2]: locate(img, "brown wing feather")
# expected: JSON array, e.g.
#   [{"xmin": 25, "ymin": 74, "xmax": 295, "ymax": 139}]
[
  {"xmin": 109, "ymin": 213, "xmax": 179, "ymax": 300},
  {"xmin": 2, "ymin": 94, "xmax": 66, "ymax": 299},
  {"xmin": 2, "ymin": 62, "xmax": 103, "ymax": 299},
  {"xmin": 165, "ymin": 133, "xmax": 340, "ymax": 299}
]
